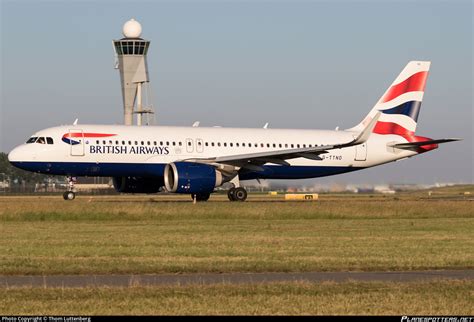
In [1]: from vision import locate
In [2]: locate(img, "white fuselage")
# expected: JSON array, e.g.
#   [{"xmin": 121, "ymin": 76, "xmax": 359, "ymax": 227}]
[{"xmin": 8, "ymin": 124, "xmax": 417, "ymax": 180}]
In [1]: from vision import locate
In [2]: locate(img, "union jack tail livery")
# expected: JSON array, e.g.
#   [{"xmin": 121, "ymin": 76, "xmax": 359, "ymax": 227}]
[
  {"xmin": 348, "ymin": 61, "xmax": 459, "ymax": 152},
  {"xmin": 350, "ymin": 61, "xmax": 430, "ymax": 136}
]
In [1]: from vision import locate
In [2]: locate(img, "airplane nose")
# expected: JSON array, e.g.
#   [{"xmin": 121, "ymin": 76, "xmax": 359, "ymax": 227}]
[
  {"xmin": 8, "ymin": 146, "xmax": 21, "ymax": 163},
  {"xmin": 8, "ymin": 145, "xmax": 32, "ymax": 164}
]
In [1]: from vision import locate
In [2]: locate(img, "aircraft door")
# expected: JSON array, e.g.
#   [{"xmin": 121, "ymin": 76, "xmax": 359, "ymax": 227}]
[
  {"xmin": 355, "ymin": 142, "xmax": 367, "ymax": 161},
  {"xmin": 196, "ymin": 138, "xmax": 204, "ymax": 153},
  {"xmin": 69, "ymin": 129, "xmax": 85, "ymax": 156},
  {"xmin": 185, "ymin": 138, "xmax": 194, "ymax": 153}
]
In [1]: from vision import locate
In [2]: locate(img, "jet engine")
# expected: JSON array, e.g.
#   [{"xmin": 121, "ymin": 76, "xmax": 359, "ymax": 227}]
[{"xmin": 164, "ymin": 162, "xmax": 223, "ymax": 194}]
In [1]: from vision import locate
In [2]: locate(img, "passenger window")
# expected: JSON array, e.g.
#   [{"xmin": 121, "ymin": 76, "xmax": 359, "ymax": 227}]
[
  {"xmin": 279, "ymin": 144, "xmax": 282, "ymax": 148},
  {"xmin": 135, "ymin": 141, "xmax": 138, "ymax": 145},
  {"xmin": 267, "ymin": 143, "xmax": 270, "ymax": 148},
  {"xmin": 179, "ymin": 142, "xmax": 182, "ymax": 146},
  {"xmin": 96, "ymin": 140, "xmax": 99, "ymax": 144},
  {"xmin": 236, "ymin": 143, "xmax": 239, "ymax": 147},
  {"xmin": 211, "ymin": 142, "xmax": 215, "ymax": 147},
  {"xmin": 217, "ymin": 143, "xmax": 221, "ymax": 147},
  {"xmin": 205, "ymin": 142, "xmax": 209, "ymax": 147},
  {"xmin": 297, "ymin": 144, "xmax": 300, "ymax": 148},
  {"xmin": 172, "ymin": 142, "xmax": 176, "ymax": 146},
  {"xmin": 141, "ymin": 141, "xmax": 144, "ymax": 145},
  {"xmin": 166, "ymin": 141, "xmax": 170, "ymax": 146},
  {"xmin": 147, "ymin": 141, "xmax": 151, "ymax": 145},
  {"xmin": 46, "ymin": 137, "xmax": 54, "ymax": 145},
  {"xmin": 160, "ymin": 141, "xmax": 163, "ymax": 145},
  {"xmin": 224, "ymin": 143, "xmax": 227, "ymax": 147},
  {"xmin": 198, "ymin": 141, "xmax": 202, "ymax": 146},
  {"xmin": 229, "ymin": 143, "xmax": 233, "ymax": 147},
  {"xmin": 242, "ymin": 143, "xmax": 246, "ymax": 147},
  {"xmin": 153, "ymin": 141, "xmax": 157, "ymax": 146},
  {"xmin": 254, "ymin": 143, "xmax": 258, "ymax": 147},
  {"xmin": 116, "ymin": 140, "xmax": 119, "ymax": 145},
  {"xmin": 109, "ymin": 140, "xmax": 113, "ymax": 145}
]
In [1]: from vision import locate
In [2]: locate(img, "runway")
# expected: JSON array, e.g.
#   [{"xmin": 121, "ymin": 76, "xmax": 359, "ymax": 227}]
[{"xmin": 1, "ymin": 270, "xmax": 473, "ymax": 288}]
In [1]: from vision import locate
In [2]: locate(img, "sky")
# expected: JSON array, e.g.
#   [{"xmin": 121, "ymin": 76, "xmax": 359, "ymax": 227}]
[{"xmin": 0, "ymin": 0, "xmax": 472, "ymax": 185}]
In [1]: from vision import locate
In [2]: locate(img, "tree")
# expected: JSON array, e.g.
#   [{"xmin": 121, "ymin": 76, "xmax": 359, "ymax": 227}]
[{"xmin": 0, "ymin": 152, "xmax": 59, "ymax": 184}]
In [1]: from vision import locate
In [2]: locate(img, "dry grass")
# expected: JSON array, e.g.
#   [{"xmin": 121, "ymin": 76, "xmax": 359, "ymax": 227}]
[
  {"xmin": 1, "ymin": 280, "xmax": 473, "ymax": 315},
  {"xmin": 1, "ymin": 193, "xmax": 473, "ymax": 275}
]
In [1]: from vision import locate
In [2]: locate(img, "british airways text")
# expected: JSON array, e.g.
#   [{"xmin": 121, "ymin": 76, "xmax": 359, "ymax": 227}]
[{"xmin": 89, "ymin": 145, "xmax": 169, "ymax": 155}]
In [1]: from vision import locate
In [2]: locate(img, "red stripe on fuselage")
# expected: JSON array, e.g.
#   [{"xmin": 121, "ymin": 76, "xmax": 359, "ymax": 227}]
[
  {"xmin": 380, "ymin": 71, "xmax": 428, "ymax": 103},
  {"xmin": 63, "ymin": 133, "xmax": 117, "ymax": 138}
]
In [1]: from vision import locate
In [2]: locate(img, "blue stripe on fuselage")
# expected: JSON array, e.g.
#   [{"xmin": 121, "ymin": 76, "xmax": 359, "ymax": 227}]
[{"xmin": 10, "ymin": 161, "xmax": 364, "ymax": 180}]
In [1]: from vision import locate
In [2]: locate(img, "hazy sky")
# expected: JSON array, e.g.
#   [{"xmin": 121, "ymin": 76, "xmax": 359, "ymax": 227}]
[{"xmin": 1, "ymin": 0, "xmax": 472, "ymax": 184}]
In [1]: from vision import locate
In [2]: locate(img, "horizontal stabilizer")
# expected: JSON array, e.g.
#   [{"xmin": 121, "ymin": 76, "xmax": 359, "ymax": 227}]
[{"xmin": 390, "ymin": 138, "xmax": 462, "ymax": 149}]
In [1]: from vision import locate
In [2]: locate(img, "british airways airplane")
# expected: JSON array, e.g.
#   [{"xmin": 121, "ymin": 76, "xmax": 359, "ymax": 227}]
[{"xmin": 8, "ymin": 61, "xmax": 460, "ymax": 201}]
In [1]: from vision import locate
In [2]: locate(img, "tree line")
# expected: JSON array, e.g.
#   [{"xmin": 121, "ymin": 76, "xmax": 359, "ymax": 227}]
[{"xmin": 0, "ymin": 152, "xmax": 58, "ymax": 184}]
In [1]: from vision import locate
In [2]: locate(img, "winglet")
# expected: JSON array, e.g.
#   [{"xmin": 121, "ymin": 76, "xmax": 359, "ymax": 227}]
[{"xmin": 353, "ymin": 112, "xmax": 380, "ymax": 145}]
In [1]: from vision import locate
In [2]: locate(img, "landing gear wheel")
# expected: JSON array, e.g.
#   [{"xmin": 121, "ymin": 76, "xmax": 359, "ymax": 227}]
[
  {"xmin": 233, "ymin": 187, "xmax": 247, "ymax": 202},
  {"xmin": 63, "ymin": 191, "xmax": 76, "ymax": 200},
  {"xmin": 227, "ymin": 187, "xmax": 237, "ymax": 201},
  {"xmin": 191, "ymin": 193, "xmax": 211, "ymax": 202},
  {"xmin": 63, "ymin": 176, "xmax": 77, "ymax": 201}
]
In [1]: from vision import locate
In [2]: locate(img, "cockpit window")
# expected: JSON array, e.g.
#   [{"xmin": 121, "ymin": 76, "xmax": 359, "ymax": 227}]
[
  {"xmin": 46, "ymin": 137, "xmax": 54, "ymax": 144},
  {"xmin": 37, "ymin": 137, "xmax": 46, "ymax": 144},
  {"xmin": 26, "ymin": 137, "xmax": 38, "ymax": 144}
]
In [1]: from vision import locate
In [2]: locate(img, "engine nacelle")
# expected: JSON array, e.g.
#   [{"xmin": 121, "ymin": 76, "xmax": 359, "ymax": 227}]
[
  {"xmin": 113, "ymin": 176, "xmax": 162, "ymax": 194},
  {"xmin": 164, "ymin": 162, "xmax": 223, "ymax": 194}
]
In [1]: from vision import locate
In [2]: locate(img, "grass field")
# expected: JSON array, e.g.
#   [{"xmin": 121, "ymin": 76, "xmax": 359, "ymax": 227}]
[
  {"xmin": 1, "ymin": 186, "xmax": 473, "ymax": 275},
  {"xmin": 1, "ymin": 280, "xmax": 473, "ymax": 315},
  {"xmin": 1, "ymin": 186, "xmax": 473, "ymax": 315}
]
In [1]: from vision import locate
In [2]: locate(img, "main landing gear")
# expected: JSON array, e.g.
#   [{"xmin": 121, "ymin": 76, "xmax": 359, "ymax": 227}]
[
  {"xmin": 228, "ymin": 187, "xmax": 247, "ymax": 202},
  {"xmin": 63, "ymin": 176, "xmax": 77, "ymax": 200}
]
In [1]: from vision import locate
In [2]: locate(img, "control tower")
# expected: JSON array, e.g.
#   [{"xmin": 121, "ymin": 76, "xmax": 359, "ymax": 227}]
[{"xmin": 113, "ymin": 19, "xmax": 153, "ymax": 126}]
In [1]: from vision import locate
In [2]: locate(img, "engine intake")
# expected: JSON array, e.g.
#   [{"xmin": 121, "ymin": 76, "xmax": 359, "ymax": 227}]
[{"xmin": 164, "ymin": 162, "xmax": 223, "ymax": 194}]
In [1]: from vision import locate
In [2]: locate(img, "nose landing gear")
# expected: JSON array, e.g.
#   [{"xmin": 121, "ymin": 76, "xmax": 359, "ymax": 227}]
[
  {"xmin": 63, "ymin": 191, "xmax": 76, "ymax": 200},
  {"xmin": 63, "ymin": 176, "xmax": 77, "ymax": 200}
]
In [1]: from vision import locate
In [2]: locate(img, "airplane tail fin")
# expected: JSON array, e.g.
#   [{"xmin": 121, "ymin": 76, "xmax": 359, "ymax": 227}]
[{"xmin": 348, "ymin": 61, "xmax": 430, "ymax": 140}]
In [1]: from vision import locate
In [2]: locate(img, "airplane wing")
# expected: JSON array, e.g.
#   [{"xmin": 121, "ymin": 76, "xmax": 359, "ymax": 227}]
[{"xmin": 182, "ymin": 113, "xmax": 381, "ymax": 171}]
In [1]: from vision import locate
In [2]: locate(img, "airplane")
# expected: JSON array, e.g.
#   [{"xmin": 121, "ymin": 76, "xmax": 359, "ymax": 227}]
[{"xmin": 8, "ymin": 61, "xmax": 460, "ymax": 201}]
